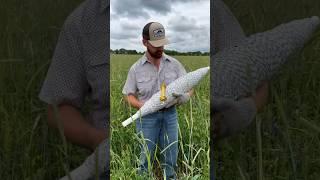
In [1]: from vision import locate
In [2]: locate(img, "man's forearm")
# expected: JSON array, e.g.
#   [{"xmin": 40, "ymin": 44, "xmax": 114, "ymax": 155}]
[
  {"xmin": 47, "ymin": 104, "xmax": 107, "ymax": 150},
  {"xmin": 188, "ymin": 89, "xmax": 194, "ymax": 96},
  {"xmin": 254, "ymin": 81, "xmax": 269, "ymax": 112},
  {"xmin": 124, "ymin": 94, "xmax": 144, "ymax": 109}
]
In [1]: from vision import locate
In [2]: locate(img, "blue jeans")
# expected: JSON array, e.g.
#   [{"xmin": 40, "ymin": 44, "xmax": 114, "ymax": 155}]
[{"xmin": 136, "ymin": 106, "xmax": 178, "ymax": 179}]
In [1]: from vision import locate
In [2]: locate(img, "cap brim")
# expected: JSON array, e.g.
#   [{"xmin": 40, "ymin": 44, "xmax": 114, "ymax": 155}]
[{"xmin": 148, "ymin": 38, "xmax": 169, "ymax": 47}]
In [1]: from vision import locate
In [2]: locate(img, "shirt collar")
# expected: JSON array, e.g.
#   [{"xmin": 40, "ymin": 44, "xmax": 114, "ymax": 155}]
[
  {"xmin": 162, "ymin": 53, "xmax": 171, "ymax": 62},
  {"xmin": 141, "ymin": 54, "xmax": 149, "ymax": 65},
  {"xmin": 141, "ymin": 53, "xmax": 171, "ymax": 65}
]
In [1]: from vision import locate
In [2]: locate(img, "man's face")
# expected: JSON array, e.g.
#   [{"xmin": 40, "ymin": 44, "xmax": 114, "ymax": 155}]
[{"xmin": 144, "ymin": 40, "xmax": 164, "ymax": 59}]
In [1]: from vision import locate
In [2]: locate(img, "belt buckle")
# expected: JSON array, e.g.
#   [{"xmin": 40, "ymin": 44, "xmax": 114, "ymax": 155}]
[
  {"xmin": 158, "ymin": 107, "xmax": 166, "ymax": 112},
  {"xmin": 158, "ymin": 106, "xmax": 173, "ymax": 112}
]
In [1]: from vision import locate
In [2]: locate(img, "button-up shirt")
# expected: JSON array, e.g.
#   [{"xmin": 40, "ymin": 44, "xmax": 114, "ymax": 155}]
[
  {"xmin": 39, "ymin": 0, "xmax": 109, "ymax": 130},
  {"xmin": 122, "ymin": 53, "xmax": 187, "ymax": 102}
]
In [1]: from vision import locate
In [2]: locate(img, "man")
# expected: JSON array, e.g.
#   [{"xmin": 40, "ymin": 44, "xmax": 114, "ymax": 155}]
[
  {"xmin": 39, "ymin": 0, "xmax": 109, "ymax": 179},
  {"xmin": 122, "ymin": 22, "xmax": 192, "ymax": 179}
]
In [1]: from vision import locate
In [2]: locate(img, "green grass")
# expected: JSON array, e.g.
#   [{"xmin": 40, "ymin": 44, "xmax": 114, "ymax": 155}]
[
  {"xmin": 1, "ymin": 0, "xmax": 320, "ymax": 179},
  {"xmin": 110, "ymin": 54, "xmax": 210, "ymax": 179},
  {"xmin": 0, "ymin": 0, "xmax": 90, "ymax": 179},
  {"xmin": 214, "ymin": 0, "xmax": 320, "ymax": 179}
]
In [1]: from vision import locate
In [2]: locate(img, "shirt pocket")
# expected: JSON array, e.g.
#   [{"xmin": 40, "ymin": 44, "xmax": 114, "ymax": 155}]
[
  {"xmin": 86, "ymin": 56, "xmax": 108, "ymax": 107},
  {"xmin": 136, "ymin": 73, "xmax": 154, "ymax": 96},
  {"xmin": 164, "ymin": 71, "xmax": 178, "ymax": 85}
]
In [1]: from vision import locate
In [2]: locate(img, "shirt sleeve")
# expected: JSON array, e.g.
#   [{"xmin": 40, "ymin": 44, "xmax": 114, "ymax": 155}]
[
  {"xmin": 122, "ymin": 66, "xmax": 137, "ymax": 96},
  {"xmin": 176, "ymin": 60, "xmax": 187, "ymax": 77},
  {"xmin": 38, "ymin": 13, "xmax": 89, "ymax": 108},
  {"xmin": 213, "ymin": 0, "xmax": 246, "ymax": 53}
]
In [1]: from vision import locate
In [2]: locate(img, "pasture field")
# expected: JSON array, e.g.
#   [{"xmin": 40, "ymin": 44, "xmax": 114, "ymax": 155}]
[
  {"xmin": 0, "ymin": 0, "xmax": 91, "ymax": 179},
  {"xmin": 1, "ymin": 0, "xmax": 320, "ymax": 179},
  {"xmin": 214, "ymin": 0, "xmax": 320, "ymax": 179},
  {"xmin": 110, "ymin": 54, "xmax": 210, "ymax": 179}
]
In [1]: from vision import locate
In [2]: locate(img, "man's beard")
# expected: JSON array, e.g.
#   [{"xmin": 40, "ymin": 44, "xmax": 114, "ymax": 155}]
[{"xmin": 147, "ymin": 48, "xmax": 163, "ymax": 59}]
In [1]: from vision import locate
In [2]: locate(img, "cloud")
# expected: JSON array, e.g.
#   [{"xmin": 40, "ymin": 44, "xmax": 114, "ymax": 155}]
[
  {"xmin": 121, "ymin": 22, "xmax": 141, "ymax": 32},
  {"xmin": 168, "ymin": 16, "xmax": 198, "ymax": 32},
  {"xmin": 111, "ymin": 0, "xmax": 210, "ymax": 18},
  {"xmin": 111, "ymin": 0, "xmax": 150, "ymax": 18},
  {"xmin": 111, "ymin": 0, "xmax": 208, "ymax": 18},
  {"xmin": 111, "ymin": 0, "xmax": 173, "ymax": 18},
  {"xmin": 143, "ymin": 0, "xmax": 171, "ymax": 14},
  {"xmin": 110, "ymin": 0, "xmax": 210, "ymax": 52},
  {"xmin": 165, "ymin": 15, "xmax": 209, "ymax": 52},
  {"xmin": 172, "ymin": 0, "xmax": 208, "ymax": 2},
  {"xmin": 111, "ymin": 20, "xmax": 143, "ymax": 41}
]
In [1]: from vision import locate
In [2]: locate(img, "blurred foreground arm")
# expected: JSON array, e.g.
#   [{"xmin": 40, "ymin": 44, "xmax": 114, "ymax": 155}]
[
  {"xmin": 253, "ymin": 81, "xmax": 269, "ymax": 112},
  {"xmin": 59, "ymin": 138, "xmax": 109, "ymax": 180},
  {"xmin": 212, "ymin": 81, "xmax": 269, "ymax": 140},
  {"xmin": 47, "ymin": 104, "xmax": 107, "ymax": 150},
  {"xmin": 49, "ymin": 104, "xmax": 109, "ymax": 180}
]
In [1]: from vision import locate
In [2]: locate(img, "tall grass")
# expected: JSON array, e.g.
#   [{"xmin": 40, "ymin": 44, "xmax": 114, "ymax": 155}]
[
  {"xmin": 110, "ymin": 54, "xmax": 210, "ymax": 179},
  {"xmin": 0, "ymin": 0, "xmax": 90, "ymax": 179},
  {"xmin": 214, "ymin": 0, "xmax": 320, "ymax": 179}
]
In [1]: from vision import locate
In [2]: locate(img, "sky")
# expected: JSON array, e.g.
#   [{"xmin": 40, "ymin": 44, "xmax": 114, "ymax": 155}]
[{"xmin": 110, "ymin": 0, "xmax": 210, "ymax": 53}]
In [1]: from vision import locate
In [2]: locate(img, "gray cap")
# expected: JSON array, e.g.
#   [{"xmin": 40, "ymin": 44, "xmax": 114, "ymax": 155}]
[{"xmin": 142, "ymin": 22, "xmax": 169, "ymax": 47}]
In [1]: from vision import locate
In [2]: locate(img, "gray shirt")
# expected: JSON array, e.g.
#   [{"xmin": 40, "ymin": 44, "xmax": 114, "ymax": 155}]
[
  {"xmin": 39, "ymin": 0, "xmax": 109, "ymax": 130},
  {"xmin": 122, "ymin": 53, "xmax": 187, "ymax": 102}
]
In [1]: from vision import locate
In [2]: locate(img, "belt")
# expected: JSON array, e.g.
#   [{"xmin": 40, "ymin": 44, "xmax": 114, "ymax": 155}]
[{"xmin": 158, "ymin": 106, "xmax": 175, "ymax": 112}]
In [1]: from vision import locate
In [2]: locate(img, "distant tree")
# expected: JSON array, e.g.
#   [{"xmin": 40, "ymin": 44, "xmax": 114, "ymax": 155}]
[
  {"xmin": 128, "ymin": 50, "xmax": 138, "ymax": 54},
  {"xmin": 110, "ymin": 48, "xmax": 210, "ymax": 56},
  {"xmin": 203, "ymin": 52, "xmax": 210, "ymax": 56},
  {"xmin": 119, "ymin": 48, "xmax": 126, "ymax": 54}
]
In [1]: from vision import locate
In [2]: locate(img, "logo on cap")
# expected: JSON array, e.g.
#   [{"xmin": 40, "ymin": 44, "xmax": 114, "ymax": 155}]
[
  {"xmin": 153, "ymin": 28, "xmax": 165, "ymax": 38},
  {"xmin": 142, "ymin": 22, "xmax": 169, "ymax": 47}
]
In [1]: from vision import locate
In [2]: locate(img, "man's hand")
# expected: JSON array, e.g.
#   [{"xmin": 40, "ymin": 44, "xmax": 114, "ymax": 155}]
[
  {"xmin": 173, "ymin": 92, "xmax": 191, "ymax": 105},
  {"xmin": 212, "ymin": 97, "xmax": 257, "ymax": 140},
  {"xmin": 165, "ymin": 91, "xmax": 192, "ymax": 108},
  {"xmin": 254, "ymin": 81, "xmax": 269, "ymax": 112},
  {"xmin": 212, "ymin": 97, "xmax": 256, "ymax": 139},
  {"xmin": 212, "ymin": 81, "xmax": 269, "ymax": 140},
  {"xmin": 124, "ymin": 94, "xmax": 144, "ymax": 109},
  {"xmin": 60, "ymin": 138, "xmax": 109, "ymax": 180}
]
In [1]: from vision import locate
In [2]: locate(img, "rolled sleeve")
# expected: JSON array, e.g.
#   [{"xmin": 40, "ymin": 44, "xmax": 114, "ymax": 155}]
[
  {"xmin": 39, "ymin": 14, "xmax": 89, "ymax": 108},
  {"xmin": 176, "ymin": 61, "xmax": 187, "ymax": 77},
  {"xmin": 122, "ymin": 66, "xmax": 137, "ymax": 96}
]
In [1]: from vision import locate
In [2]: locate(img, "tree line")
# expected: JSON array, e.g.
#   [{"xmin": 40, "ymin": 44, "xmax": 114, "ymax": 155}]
[{"xmin": 110, "ymin": 48, "xmax": 210, "ymax": 56}]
